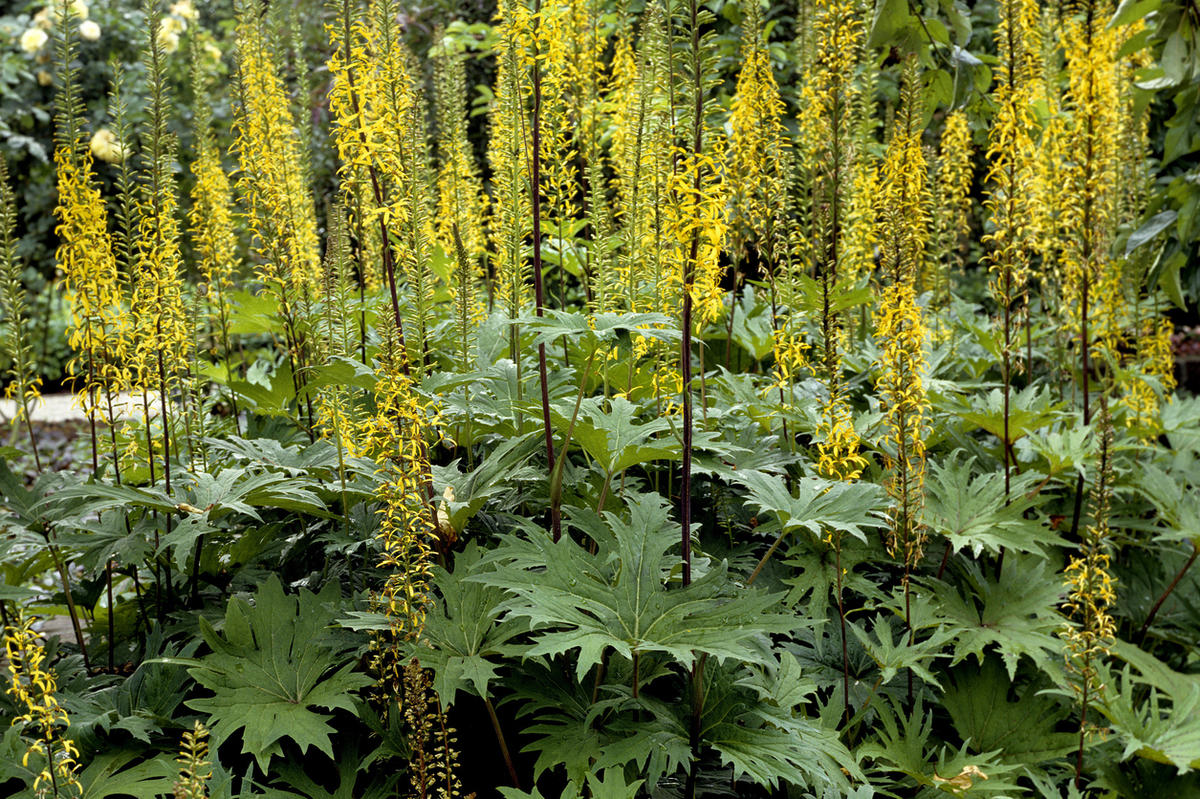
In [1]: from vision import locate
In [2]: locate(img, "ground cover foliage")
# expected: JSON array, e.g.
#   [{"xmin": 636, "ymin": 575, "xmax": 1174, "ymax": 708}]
[{"xmin": 0, "ymin": 0, "xmax": 1199, "ymax": 796}]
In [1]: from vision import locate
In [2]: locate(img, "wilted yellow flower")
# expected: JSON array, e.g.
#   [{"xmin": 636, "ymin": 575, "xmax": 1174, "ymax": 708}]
[
  {"xmin": 36, "ymin": 70, "xmax": 53, "ymax": 86},
  {"xmin": 88, "ymin": 127, "xmax": 124, "ymax": 164},
  {"xmin": 20, "ymin": 27, "xmax": 48, "ymax": 53},
  {"xmin": 33, "ymin": 8, "xmax": 53, "ymax": 30},
  {"xmin": 78, "ymin": 19, "xmax": 100, "ymax": 41}
]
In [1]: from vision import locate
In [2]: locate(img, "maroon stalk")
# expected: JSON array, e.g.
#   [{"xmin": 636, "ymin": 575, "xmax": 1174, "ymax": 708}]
[{"xmin": 530, "ymin": 0, "xmax": 560, "ymax": 541}]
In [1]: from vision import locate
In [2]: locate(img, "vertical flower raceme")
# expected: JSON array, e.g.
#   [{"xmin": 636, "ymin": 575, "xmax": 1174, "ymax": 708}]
[
  {"xmin": 189, "ymin": 48, "xmax": 242, "ymax": 432},
  {"xmin": 53, "ymin": 0, "xmax": 129, "ymax": 435},
  {"xmin": 402, "ymin": 660, "xmax": 463, "ymax": 799},
  {"xmin": 666, "ymin": 146, "xmax": 727, "ymax": 329},
  {"xmin": 314, "ymin": 207, "xmax": 363, "ymax": 457},
  {"xmin": 172, "ymin": 722, "xmax": 212, "ymax": 799},
  {"xmin": 356, "ymin": 316, "xmax": 440, "ymax": 683},
  {"xmin": 130, "ymin": 6, "xmax": 191, "ymax": 402},
  {"xmin": 189, "ymin": 54, "xmax": 241, "ymax": 355},
  {"xmin": 4, "ymin": 610, "xmax": 82, "ymax": 798},
  {"xmin": 538, "ymin": 0, "xmax": 582, "ymax": 311},
  {"xmin": 984, "ymin": 0, "xmax": 1039, "ymax": 494},
  {"xmin": 433, "ymin": 36, "xmax": 487, "ymax": 296},
  {"xmin": 611, "ymin": 2, "xmax": 674, "ymax": 334},
  {"xmin": 792, "ymin": 0, "xmax": 869, "ymax": 442},
  {"xmin": 1058, "ymin": 8, "xmax": 1122, "ymax": 419},
  {"xmin": 874, "ymin": 60, "xmax": 931, "ymax": 615},
  {"xmin": 0, "ymin": 157, "xmax": 42, "ymax": 468},
  {"xmin": 726, "ymin": 0, "xmax": 790, "ymax": 269},
  {"xmin": 233, "ymin": 2, "xmax": 321, "ymax": 320},
  {"xmin": 932, "ymin": 110, "xmax": 973, "ymax": 280},
  {"xmin": 487, "ymin": 0, "xmax": 533, "ymax": 356},
  {"xmin": 1061, "ymin": 394, "xmax": 1117, "ymax": 788},
  {"xmin": 335, "ymin": 0, "xmax": 434, "ymax": 360}
]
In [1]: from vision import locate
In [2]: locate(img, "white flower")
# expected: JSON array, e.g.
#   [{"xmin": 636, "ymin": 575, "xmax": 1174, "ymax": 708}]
[
  {"xmin": 202, "ymin": 40, "xmax": 222, "ymax": 65},
  {"xmin": 161, "ymin": 29, "xmax": 180, "ymax": 54},
  {"xmin": 89, "ymin": 128, "xmax": 125, "ymax": 164},
  {"xmin": 169, "ymin": 0, "xmax": 197, "ymax": 21},
  {"xmin": 20, "ymin": 27, "xmax": 48, "ymax": 53},
  {"xmin": 68, "ymin": 0, "xmax": 89, "ymax": 21},
  {"xmin": 160, "ymin": 15, "xmax": 186, "ymax": 36},
  {"xmin": 78, "ymin": 20, "xmax": 100, "ymax": 41}
]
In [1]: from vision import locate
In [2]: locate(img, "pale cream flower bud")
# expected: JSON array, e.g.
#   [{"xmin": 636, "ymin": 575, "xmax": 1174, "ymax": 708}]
[
  {"xmin": 89, "ymin": 128, "xmax": 125, "ymax": 164},
  {"xmin": 20, "ymin": 27, "xmax": 48, "ymax": 53}
]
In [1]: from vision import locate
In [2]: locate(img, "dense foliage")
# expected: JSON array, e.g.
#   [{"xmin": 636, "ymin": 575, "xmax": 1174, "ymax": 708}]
[{"xmin": 1, "ymin": 0, "xmax": 1198, "ymax": 797}]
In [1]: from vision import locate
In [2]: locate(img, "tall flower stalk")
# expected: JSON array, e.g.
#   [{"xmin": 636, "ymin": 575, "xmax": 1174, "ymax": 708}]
[
  {"xmin": 1061, "ymin": 393, "xmax": 1116, "ymax": 789},
  {"xmin": 233, "ymin": 0, "xmax": 321, "ymax": 423},
  {"xmin": 189, "ymin": 43, "xmax": 243, "ymax": 436},
  {"xmin": 1059, "ymin": 1, "xmax": 1121, "ymax": 540},
  {"xmin": 874, "ymin": 60, "xmax": 931, "ymax": 691},
  {"xmin": 984, "ymin": 0, "xmax": 1038, "ymax": 501},
  {"xmin": 0, "ymin": 157, "xmax": 42, "ymax": 471}
]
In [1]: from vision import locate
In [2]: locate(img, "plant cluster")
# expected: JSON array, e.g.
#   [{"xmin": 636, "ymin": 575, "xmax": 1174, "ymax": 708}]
[{"xmin": 0, "ymin": 0, "xmax": 1198, "ymax": 797}]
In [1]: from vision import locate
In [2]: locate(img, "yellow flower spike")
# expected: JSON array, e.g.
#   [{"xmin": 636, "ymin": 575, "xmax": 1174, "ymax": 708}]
[
  {"xmin": 486, "ymin": 0, "xmax": 533, "ymax": 327},
  {"xmin": 4, "ymin": 610, "xmax": 82, "ymax": 797},
  {"xmin": 726, "ymin": 0, "xmax": 789, "ymax": 265},
  {"xmin": 233, "ymin": 4, "xmax": 321, "ymax": 304},
  {"xmin": 933, "ymin": 110, "xmax": 973, "ymax": 281}
]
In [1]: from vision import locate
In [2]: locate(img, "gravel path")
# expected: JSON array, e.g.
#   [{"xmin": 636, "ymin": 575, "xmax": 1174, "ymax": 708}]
[{"xmin": 0, "ymin": 392, "xmax": 150, "ymax": 424}]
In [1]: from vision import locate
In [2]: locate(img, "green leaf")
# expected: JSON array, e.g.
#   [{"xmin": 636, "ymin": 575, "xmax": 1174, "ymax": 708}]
[
  {"xmin": 735, "ymin": 471, "xmax": 888, "ymax": 544},
  {"xmin": 949, "ymin": 385, "xmax": 1064, "ymax": 442},
  {"xmin": 1100, "ymin": 651, "xmax": 1200, "ymax": 773},
  {"xmin": 180, "ymin": 576, "xmax": 371, "ymax": 772},
  {"xmin": 77, "ymin": 751, "xmax": 177, "ymax": 799},
  {"xmin": 1126, "ymin": 210, "xmax": 1177, "ymax": 255},
  {"xmin": 407, "ymin": 543, "xmax": 525, "ymax": 706},
  {"xmin": 867, "ymin": 0, "xmax": 917, "ymax": 50},
  {"xmin": 1136, "ymin": 464, "xmax": 1200, "ymax": 544},
  {"xmin": 850, "ymin": 616, "xmax": 954, "ymax": 689},
  {"xmin": 1109, "ymin": 0, "xmax": 1160, "ymax": 28},
  {"xmin": 924, "ymin": 556, "xmax": 1064, "ymax": 679},
  {"xmin": 922, "ymin": 452, "xmax": 1064, "ymax": 557},
  {"xmin": 942, "ymin": 658, "xmax": 1076, "ymax": 767},
  {"xmin": 476, "ymin": 493, "xmax": 793, "ymax": 681},
  {"xmin": 564, "ymin": 395, "xmax": 674, "ymax": 475}
]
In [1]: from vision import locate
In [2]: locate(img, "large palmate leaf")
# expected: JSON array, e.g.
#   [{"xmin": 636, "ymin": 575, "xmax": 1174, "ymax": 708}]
[
  {"xmin": 403, "ymin": 543, "xmax": 525, "ymax": 706},
  {"xmin": 710, "ymin": 654, "xmax": 861, "ymax": 792},
  {"xmin": 859, "ymin": 698, "xmax": 1024, "ymax": 796},
  {"xmin": 947, "ymin": 385, "xmax": 1064, "ymax": 442},
  {"xmin": 735, "ymin": 470, "xmax": 888, "ymax": 543},
  {"xmin": 922, "ymin": 452, "xmax": 1063, "ymax": 557},
  {"xmin": 158, "ymin": 576, "xmax": 371, "ymax": 771},
  {"xmin": 561, "ymin": 395, "xmax": 675, "ymax": 475},
  {"xmin": 942, "ymin": 658, "xmax": 1076, "ymax": 768},
  {"xmin": 475, "ymin": 493, "xmax": 793, "ymax": 680},
  {"xmin": 923, "ymin": 555, "xmax": 1064, "ymax": 679},
  {"xmin": 1100, "ymin": 641, "xmax": 1200, "ymax": 773},
  {"xmin": 1137, "ymin": 463, "xmax": 1200, "ymax": 543},
  {"xmin": 431, "ymin": 436, "xmax": 541, "ymax": 533}
]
